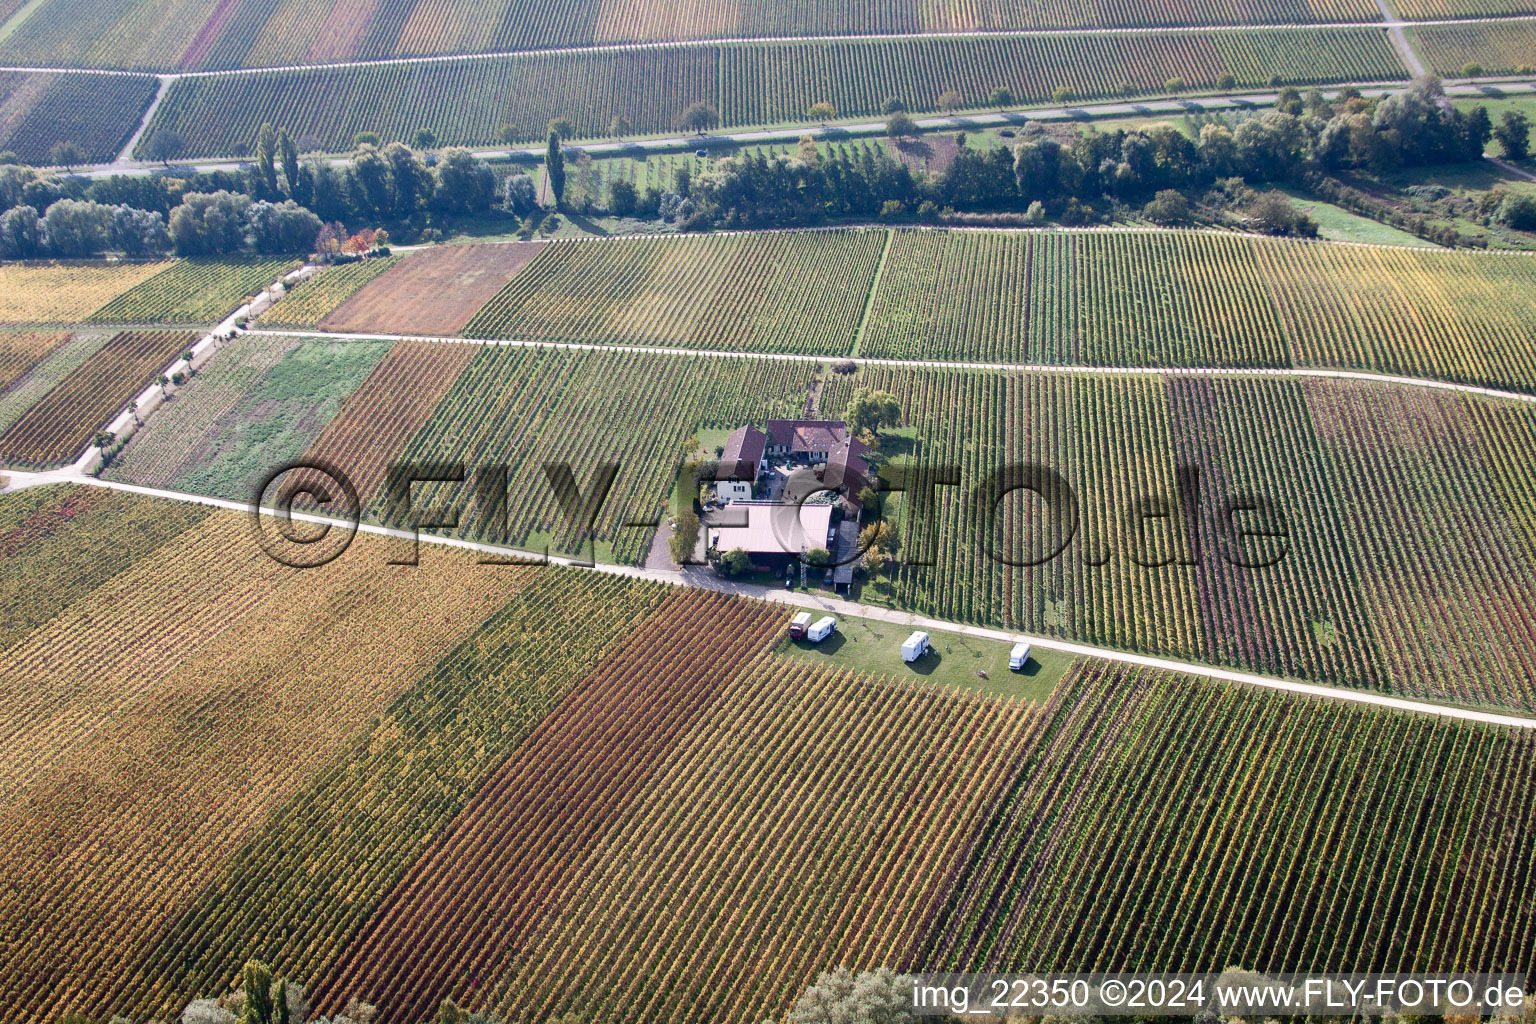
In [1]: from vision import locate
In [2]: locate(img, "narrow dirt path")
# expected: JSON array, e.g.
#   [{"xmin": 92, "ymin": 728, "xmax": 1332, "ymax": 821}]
[
  {"xmin": 1376, "ymin": 0, "xmax": 1428, "ymax": 76},
  {"xmin": 245, "ymin": 327, "xmax": 1536, "ymax": 406},
  {"xmin": 115, "ymin": 75, "xmax": 175, "ymax": 166}
]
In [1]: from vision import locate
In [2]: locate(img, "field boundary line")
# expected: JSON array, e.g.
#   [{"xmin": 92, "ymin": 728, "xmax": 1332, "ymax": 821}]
[
  {"xmin": 4, "ymin": 14, "xmax": 1536, "ymax": 78},
  {"xmin": 4, "ymin": 470, "xmax": 1531, "ymax": 729},
  {"xmin": 243, "ymin": 328, "xmax": 1536, "ymax": 404},
  {"xmin": 850, "ymin": 228, "xmax": 895, "ymax": 357}
]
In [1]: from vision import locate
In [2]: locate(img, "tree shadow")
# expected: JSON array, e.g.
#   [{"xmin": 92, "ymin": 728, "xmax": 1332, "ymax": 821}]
[{"xmin": 562, "ymin": 211, "xmax": 611, "ymax": 236}]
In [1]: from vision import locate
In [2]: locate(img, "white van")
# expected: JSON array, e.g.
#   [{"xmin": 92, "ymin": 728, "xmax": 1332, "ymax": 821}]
[
  {"xmin": 901, "ymin": 631, "xmax": 930, "ymax": 663},
  {"xmin": 1009, "ymin": 641, "xmax": 1032, "ymax": 671},
  {"xmin": 806, "ymin": 616, "xmax": 837, "ymax": 643}
]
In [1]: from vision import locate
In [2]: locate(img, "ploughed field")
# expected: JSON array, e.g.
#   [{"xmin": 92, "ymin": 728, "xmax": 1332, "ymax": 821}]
[{"xmin": 0, "ymin": 485, "xmax": 1531, "ymax": 1024}]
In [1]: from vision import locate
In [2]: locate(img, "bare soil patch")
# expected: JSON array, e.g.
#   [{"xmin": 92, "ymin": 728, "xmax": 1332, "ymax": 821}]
[{"xmin": 319, "ymin": 243, "xmax": 543, "ymax": 336}]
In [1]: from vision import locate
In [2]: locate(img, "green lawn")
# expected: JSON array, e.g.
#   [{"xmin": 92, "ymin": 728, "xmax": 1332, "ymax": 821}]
[
  {"xmin": 1280, "ymin": 189, "xmax": 1435, "ymax": 246},
  {"xmin": 774, "ymin": 606, "xmax": 1075, "ymax": 702}
]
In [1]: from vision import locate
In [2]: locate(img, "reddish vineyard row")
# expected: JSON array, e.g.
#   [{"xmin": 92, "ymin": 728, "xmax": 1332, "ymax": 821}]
[{"xmin": 0, "ymin": 330, "xmax": 196, "ymax": 469}]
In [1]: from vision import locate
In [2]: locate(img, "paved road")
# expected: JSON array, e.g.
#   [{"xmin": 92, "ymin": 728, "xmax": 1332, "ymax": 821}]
[
  {"xmin": 246, "ymin": 327, "xmax": 1536, "ymax": 405},
  {"xmin": 4, "ymin": 469, "xmax": 1531, "ymax": 728},
  {"xmin": 59, "ymin": 77, "xmax": 1536, "ymax": 178},
  {"xmin": 1492, "ymin": 155, "xmax": 1536, "ymax": 181}
]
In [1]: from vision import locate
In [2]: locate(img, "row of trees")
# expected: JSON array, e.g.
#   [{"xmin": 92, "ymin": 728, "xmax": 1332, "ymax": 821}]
[
  {"xmin": 612, "ymin": 77, "xmax": 1510, "ymax": 234},
  {"xmin": 0, "ymin": 121, "xmax": 502, "ymax": 258}
]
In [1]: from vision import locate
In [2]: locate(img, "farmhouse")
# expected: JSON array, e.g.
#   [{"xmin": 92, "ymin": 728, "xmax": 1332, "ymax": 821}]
[
  {"xmin": 716, "ymin": 425, "xmax": 768, "ymax": 502},
  {"xmin": 820, "ymin": 437, "xmax": 872, "ymax": 507},
  {"xmin": 765, "ymin": 419, "xmax": 848, "ymax": 463},
  {"xmin": 707, "ymin": 500, "xmax": 835, "ymax": 573}
]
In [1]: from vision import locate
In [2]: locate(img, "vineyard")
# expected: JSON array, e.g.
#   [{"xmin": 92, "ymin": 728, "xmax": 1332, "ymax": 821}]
[
  {"xmin": 318, "ymin": 617, "xmax": 1041, "ymax": 1024},
  {"xmin": 819, "ymin": 366, "xmax": 1536, "ymax": 711},
  {"xmin": 0, "ymin": 332, "xmax": 70, "ymax": 392},
  {"xmin": 442, "ymin": 230, "xmax": 1536, "ymax": 392},
  {"xmin": 0, "ymin": 0, "xmax": 1385, "ymax": 71},
  {"xmin": 719, "ymin": 28, "xmax": 1405, "ymax": 126},
  {"xmin": 0, "ymin": 71, "xmax": 158, "ymax": 165},
  {"xmin": 1413, "ymin": 18, "xmax": 1536, "ymax": 75},
  {"xmin": 0, "ymin": 489, "xmax": 554, "ymax": 1024},
  {"xmin": 140, "ymin": 26, "xmax": 1404, "ymax": 157},
  {"xmin": 87, "ymin": 257, "xmax": 296, "ymax": 324},
  {"xmin": 140, "ymin": 48, "xmax": 719, "ymax": 156},
  {"xmin": 3, "ymin": 487, "xmax": 1530, "ymax": 1024},
  {"xmin": 0, "ymin": 260, "xmax": 172, "ymax": 325},
  {"xmin": 860, "ymin": 230, "xmax": 1536, "ymax": 386},
  {"xmin": 383, "ymin": 346, "xmax": 816, "ymax": 562},
  {"xmin": 918, "ymin": 660, "xmax": 1536, "ymax": 975},
  {"xmin": 0, "ymin": 330, "xmax": 197, "ymax": 468},
  {"xmin": 462, "ymin": 231, "xmax": 884, "ymax": 353},
  {"xmin": 258, "ymin": 257, "xmax": 403, "ymax": 328},
  {"xmin": 134, "ymin": 336, "xmax": 392, "ymax": 500},
  {"xmin": 0, "ymin": 332, "xmax": 114, "ymax": 437}
]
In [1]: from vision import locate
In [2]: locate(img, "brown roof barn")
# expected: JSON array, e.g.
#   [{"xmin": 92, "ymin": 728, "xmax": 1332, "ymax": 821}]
[{"xmin": 719, "ymin": 425, "xmax": 767, "ymax": 482}]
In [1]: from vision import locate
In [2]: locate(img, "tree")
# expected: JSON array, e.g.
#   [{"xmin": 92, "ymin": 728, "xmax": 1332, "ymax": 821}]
[
  {"xmin": 432, "ymin": 148, "xmax": 496, "ymax": 216},
  {"xmin": 497, "ymin": 123, "xmax": 520, "ymax": 145},
  {"xmin": 547, "ymin": 117, "xmax": 574, "ymax": 140},
  {"xmin": 238, "ymin": 960, "xmax": 274, "ymax": 1024},
  {"xmin": 669, "ymin": 509, "xmax": 700, "ymax": 564},
  {"xmin": 677, "ymin": 101, "xmax": 720, "ymax": 134},
  {"xmin": 1462, "ymin": 62, "xmax": 1485, "ymax": 78},
  {"xmin": 145, "ymin": 131, "xmax": 185, "ymax": 165},
  {"xmin": 0, "ymin": 205, "xmax": 42, "ymax": 259},
  {"xmin": 278, "ymin": 130, "xmax": 300, "ymax": 198},
  {"xmin": 1496, "ymin": 191, "xmax": 1536, "ymax": 229},
  {"xmin": 609, "ymin": 178, "xmax": 637, "ymax": 216},
  {"xmin": 1276, "ymin": 85, "xmax": 1304, "ymax": 115},
  {"xmin": 988, "ymin": 86, "xmax": 1014, "ymax": 107},
  {"xmin": 353, "ymin": 131, "xmax": 381, "ymax": 148},
  {"xmin": 1143, "ymin": 188, "xmax": 1191, "ymax": 224},
  {"xmin": 169, "ymin": 190, "xmax": 253, "ymax": 255},
  {"xmin": 881, "ymin": 96, "xmax": 906, "ymax": 114},
  {"xmin": 719, "ymin": 547, "xmax": 751, "ymax": 576},
  {"xmin": 807, "ymin": 101, "xmax": 837, "ymax": 121},
  {"xmin": 802, "ymin": 546, "xmax": 831, "ymax": 568},
  {"xmin": 787, "ymin": 968, "xmax": 918, "ymax": 1024},
  {"xmin": 246, "ymin": 200, "xmax": 323, "ymax": 253},
  {"xmin": 1165, "ymin": 76, "xmax": 1186, "ymax": 94},
  {"xmin": 412, "ymin": 127, "xmax": 437, "ymax": 149},
  {"xmin": 1495, "ymin": 110, "xmax": 1530, "ymax": 160},
  {"xmin": 545, "ymin": 130, "xmax": 566, "ymax": 210},
  {"xmin": 43, "ymin": 199, "xmax": 113, "ymax": 256},
  {"xmin": 111, "ymin": 204, "xmax": 170, "ymax": 255},
  {"xmin": 254, "ymin": 123, "xmax": 279, "ymax": 197},
  {"xmin": 503, "ymin": 172, "xmax": 537, "ymax": 214},
  {"xmin": 47, "ymin": 141, "xmax": 84, "ymax": 171},
  {"xmin": 1051, "ymin": 85, "xmax": 1076, "ymax": 104},
  {"xmin": 885, "ymin": 111, "xmax": 918, "ymax": 139},
  {"xmin": 609, "ymin": 115, "xmax": 632, "ymax": 136},
  {"xmin": 1247, "ymin": 190, "xmax": 1318, "ymax": 237},
  {"xmin": 845, "ymin": 387, "xmax": 901, "ymax": 435},
  {"xmin": 1216, "ymin": 72, "xmax": 1237, "ymax": 91},
  {"xmin": 937, "ymin": 89, "xmax": 963, "ymax": 112}
]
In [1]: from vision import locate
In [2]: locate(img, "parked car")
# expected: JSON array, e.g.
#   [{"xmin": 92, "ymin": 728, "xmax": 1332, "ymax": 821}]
[
  {"xmin": 789, "ymin": 612, "xmax": 813, "ymax": 639},
  {"xmin": 1009, "ymin": 641, "xmax": 1032, "ymax": 671},
  {"xmin": 806, "ymin": 616, "xmax": 837, "ymax": 643},
  {"xmin": 695, "ymin": 148, "xmax": 708, "ymax": 157},
  {"xmin": 823, "ymin": 569, "xmax": 834, "ymax": 586},
  {"xmin": 901, "ymin": 631, "xmax": 931, "ymax": 663}
]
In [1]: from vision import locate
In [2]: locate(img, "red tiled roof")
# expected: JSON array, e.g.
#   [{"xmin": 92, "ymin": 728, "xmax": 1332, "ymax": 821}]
[{"xmin": 766, "ymin": 419, "xmax": 847, "ymax": 454}]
